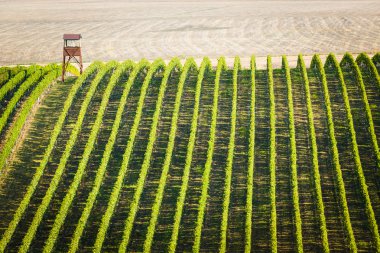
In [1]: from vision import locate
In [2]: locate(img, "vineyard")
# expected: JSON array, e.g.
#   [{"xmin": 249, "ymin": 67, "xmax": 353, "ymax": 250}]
[{"xmin": 0, "ymin": 53, "xmax": 380, "ymax": 252}]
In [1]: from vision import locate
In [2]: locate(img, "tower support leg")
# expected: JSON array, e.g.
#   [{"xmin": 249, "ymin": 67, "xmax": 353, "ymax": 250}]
[
  {"xmin": 79, "ymin": 55, "xmax": 83, "ymax": 74},
  {"xmin": 62, "ymin": 55, "xmax": 66, "ymax": 82}
]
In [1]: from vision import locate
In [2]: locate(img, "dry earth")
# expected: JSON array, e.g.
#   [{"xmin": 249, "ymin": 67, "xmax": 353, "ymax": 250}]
[{"xmin": 0, "ymin": 0, "xmax": 379, "ymax": 66}]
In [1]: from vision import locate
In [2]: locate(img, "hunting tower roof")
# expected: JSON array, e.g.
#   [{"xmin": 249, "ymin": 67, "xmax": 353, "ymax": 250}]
[{"xmin": 63, "ymin": 34, "xmax": 81, "ymax": 40}]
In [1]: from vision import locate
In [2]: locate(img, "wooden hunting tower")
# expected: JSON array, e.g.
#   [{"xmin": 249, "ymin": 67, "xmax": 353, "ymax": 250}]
[{"xmin": 62, "ymin": 34, "xmax": 83, "ymax": 81}]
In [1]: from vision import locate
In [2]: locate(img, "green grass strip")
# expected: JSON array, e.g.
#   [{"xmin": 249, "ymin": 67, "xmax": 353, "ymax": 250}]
[
  {"xmin": 298, "ymin": 54, "xmax": 330, "ymax": 253},
  {"xmin": 0, "ymin": 62, "xmax": 100, "ymax": 253},
  {"xmin": 93, "ymin": 58, "xmax": 165, "ymax": 253},
  {"xmin": 192, "ymin": 57, "xmax": 226, "ymax": 253},
  {"xmin": 312, "ymin": 54, "xmax": 357, "ymax": 252},
  {"xmin": 282, "ymin": 56, "xmax": 303, "ymax": 253},
  {"xmin": 18, "ymin": 62, "xmax": 116, "ymax": 253},
  {"xmin": 168, "ymin": 57, "xmax": 212, "ymax": 253},
  {"xmin": 43, "ymin": 61, "xmax": 134, "ymax": 253},
  {"xmin": 143, "ymin": 58, "xmax": 197, "ymax": 252},
  {"xmin": 67, "ymin": 60, "xmax": 149, "ymax": 253},
  {"xmin": 336, "ymin": 53, "xmax": 380, "ymax": 251},
  {"xmin": 219, "ymin": 56, "xmax": 239, "ymax": 253},
  {"xmin": 118, "ymin": 58, "xmax": 181, "ymax": 253},
  {"xmin": 0, "ymin": 68, "xmax": 60, "ymax": 175},
  {"xmin": 267, "ymin": 56, "xmax": 277, "ymax": 253},
  {"xmin": 343, "ymin": 53, "xmax": 380, "ymax": 174},
  {"xmin": 245, "ymin": 55, "xmax": 256, "ymax": 253}
]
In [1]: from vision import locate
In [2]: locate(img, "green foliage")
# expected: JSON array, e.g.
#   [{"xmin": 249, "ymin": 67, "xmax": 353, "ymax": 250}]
[
  {"xmin": 298, "ymin": 54, "xmax": 330, "ymax": 253},
  {"xmin": 282, "ymin": 55, "xmax": 303, "ymax": 253},
  {"xmin": 67, "ymin": 60, "xmax": 148, "ymax": 253},
  {"xmin": 43, "ymin": 61, "xmax": 134, "ymax": 253},
  {"xmin": 0, "ymin": 64, "xmax": 56, "ymax": 135},
  {"xmin": 18, "ymin": 62, "xmax": 117, "ymax": 253},
  {"xmin": 0, "ymin": 62, "xmax": 100, "ymax": 253},
  {"xmin": 0, "ymin": 69, "xmax": 10, "ymax": 86},
  {"xmin": 0, "ymin": 67, "xmax": 63, "ymax": 252},
  {"xmin": 329, "ymin": 53, "xmax": 380, "ymax": 250},
  {"xmin": 117, "ymin": 58, "xmax": 179, "ymax": 253},
  {"xmin": 193, "ymin": 56, "xmax": 226, "ymax": 253},
  {"xmin": 0, "ymin": 69, "xmax": 43, "ymax": 134},
  {"xmin": 372, "ymin": 53, "xmax": 380, "ymax": 67},
  {"xmin": 219, "ymin": 56, "xmax": 239, "ymax": 253},
  {"xmin": 66, "ymin": 63, "xmax": 81, "ymax": 76},
  {"xmin": 311, "ymin": 54, "xmax": 357, "ymax": 252},
  {"xmin": 2, "ymin": 54, "xmax": 380, "ymax": 252},
  {"xmin": 245, "ymin": 55, "xmax": 256, "ymax": 253},
  {"xmin": 168, "ymin": 57, "xmax": 211, "ymax": 253},
  {"xmin": 9, "ymin": 66, "xmax": 27, "ymax": 77},
  {"xmin": 267, "ymin": 55, "xmax": 277, "ymax": 253},
  {"xmin": 356, "ymin": 53, "xmax": 380, "ymax": 88},
  {"xmin": 0, "ymin": 71, "xmax": 26, "ymax": 102},
  {"xmin": 93, "ymin": 58, "xmax": 165, "ymax": 253},
  {"xmin": 26, "ymin": 65, "xmax": 41, "ymax": 76},
  {"xmin": 143, "ymin": 58, "xmax": 198, "ymax": 253},
  {"xmin": 41, "ymin": 64, "xmax": 56, "ymax": 74},
  {"xmin": 0, "ymin": 68, "xmax": 61, "ymax": 175},
  {"xmin": 342, "ymin": 53, "xmax": 380, "ymax": 176},
  {"xmin": 0, "ymin": 65, "xmax": 45, "ymax": 102}
]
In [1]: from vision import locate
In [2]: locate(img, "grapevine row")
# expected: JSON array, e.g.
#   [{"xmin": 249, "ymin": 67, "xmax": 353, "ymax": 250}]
[
  {"xmin": 332, "ymin": 54, "xmax": 380, "ymax": 250},
  {"xmin": 43, "ymin": 61, "xmax": 135, "ymax": 253},
  {"xmin": 66, "ymin": 64, "xmax": 81, "ymax": 77},
  {"xmin": 0, "ymin": 68, "xmax": 61, "ymax": 174},
  {"xmin": 18, "ymin": 61, "xmax": 118, "ymax": 253},
  {"xmin": 67, "ymin": 60, "xmax": 149, "ymax": 253},
  {"xmin": 0, "ymin": 69, "xmax": 28, "ymax": 102},
  {"xmin": 372, "ymin": 53, "xmax": 380, "ymax": 68},
  {"xmin": 2, "ymin": 54, "xmax": 380, "ymax": 252},
  {"xmin": 311, "ymin": 54, "xmax": 357, "ymax": 251},
  {"xmin": 0, "ymin": 65, "xmax": 45, "ymax": 102},
  {"xmin": 192, "ymin": 57, "xmax": 226, "ymax": 253},
  {"xmin": 168, "ymin": 57, "xmax": 212, "ymax": 253},
  {"xmin": 119, "ymin": 58, "xmax": 182, "ymax": 252},
  {"xmin": 281, "ymin": 55, "xmax": 303, "ymax": 252},
  {"xmin": 0, "ymin": 64, "xmax": 75, "ymax": 105},
  {"xmin": 219, "ymin": 56, "xmax": 239, "ymax": 253},
  {"xmin": 0, "ymin": 66, "xmax": 29, "ymax": 85},
  {"xmin": 0, "ymin": 67, "xmax": 11, "ymax": 86},
  {"xmin": 0, "ymin": 69, "xmax": 44, "ymax": 134},
  {"xmin": 0, "ymin": 64, "xmax": 58, "ymax": 134},
  {"xmin": 0, "ymin": 62, "xmax": 101, "ymax": 253},
  {"xmin": 93, "ymin": 58, "xmax": 165, "ymax": 252},
  {"xmin": 117, "ymin": 58, "xmax": 181, "ymax": 253},
  {"xmin": 267, "ymin": 56, "xmax": 277, "ymax": 253},
  {"xmin": 143, "ymin": 58, "xmax": 197, "ymax": 252},
  {"xmin": 244, "ymin": 55, "xmax": 256, "ymax": 253},
  {"xmin": 343, "ymin": 53, "xmax": 380, "ymax": 172},
  {"xmin": 298, "ymin": 54, "xmax": 330, "ymax": 252},
  {"xmin": 356, "ymin": 53, "xmax": 380, "ymax": 88}
]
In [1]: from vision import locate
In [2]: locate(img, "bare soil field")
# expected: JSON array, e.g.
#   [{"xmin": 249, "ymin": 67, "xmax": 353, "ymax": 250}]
[{"xmin": 0, "ymin": 0, "xmax": 379, "ymax": 65}]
